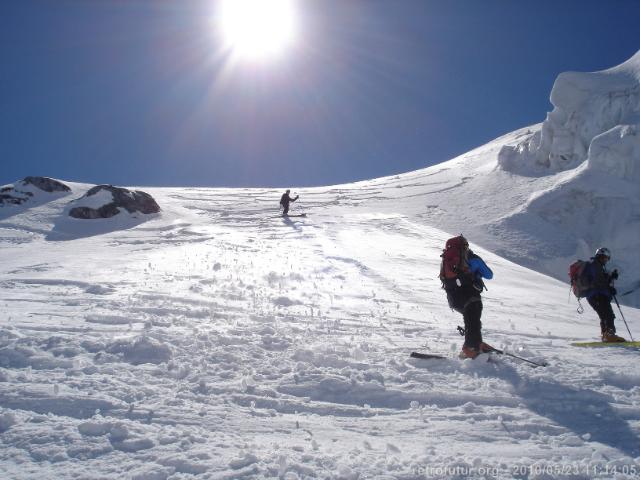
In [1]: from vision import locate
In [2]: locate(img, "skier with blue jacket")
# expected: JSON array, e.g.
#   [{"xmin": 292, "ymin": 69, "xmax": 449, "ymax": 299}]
[
  {"xmin": 584, "ymin": 247, "xmax": 625, "ymax": 342},
  {"xmin": 441, "ymin": 236, "xmax": 494, "ymax": 358}
]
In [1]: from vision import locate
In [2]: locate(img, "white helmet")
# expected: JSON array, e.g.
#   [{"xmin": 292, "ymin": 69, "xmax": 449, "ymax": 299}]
[{"xmin": 595, "ymin": 247, "xmax": 611, "ymax": 259}]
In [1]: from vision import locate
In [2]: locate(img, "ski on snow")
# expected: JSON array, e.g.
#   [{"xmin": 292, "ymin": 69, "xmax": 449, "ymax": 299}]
[
  {"xmin": 410, "ymin": 351, "xmax": 498, "ymax": 364},
  {"xmin": 410, "ymin": 349, "xmax": 548, "ymax": 368},
  {"xmin": 410, "ymin": 352, "xmax": 447, "ymax": 360},
  {"xmin": 571, "ymin": 341, "xmax": 640, "ymax": 348}
]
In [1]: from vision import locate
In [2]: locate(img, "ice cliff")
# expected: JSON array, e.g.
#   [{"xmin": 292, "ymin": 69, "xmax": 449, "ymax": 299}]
[{"xmin": 499, "ymin": 49, "xmax": 640, "ymax": 177}]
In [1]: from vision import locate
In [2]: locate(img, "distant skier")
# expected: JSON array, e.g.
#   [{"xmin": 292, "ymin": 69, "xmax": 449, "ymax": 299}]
[
  {"xmin": 584, "ymin": 247, "xmax": 625, "ymax": 342},
  {"xmin": 439, "ymin": 235, "xmax": 494, "ymax": 359},
  {"xmin": 279, "ymin": 189, "xmax": 299, "ymax": 216}
]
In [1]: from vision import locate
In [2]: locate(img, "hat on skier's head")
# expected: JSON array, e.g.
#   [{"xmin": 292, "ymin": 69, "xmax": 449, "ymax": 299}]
[
  {"xmin": 286, "ymin": 189, "xmax": 290, "ymax": 193},
  {"xmin": 595, "ymin": 247, "xmax": 611, "ymax": 260}
]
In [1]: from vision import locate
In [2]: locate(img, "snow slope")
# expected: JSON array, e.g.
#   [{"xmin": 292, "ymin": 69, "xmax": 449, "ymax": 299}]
[{"xmin": 1, "ymin": 176, "xmax": 640, "ymax": 479}]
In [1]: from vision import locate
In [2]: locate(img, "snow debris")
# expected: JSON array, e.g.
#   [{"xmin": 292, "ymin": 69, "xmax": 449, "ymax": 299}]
[
  {"xmin": 0, "ymin": 411, "xmax": 17, "ymax": 432},
  {"xmin": 229, "ymin": 452, "xmax": 259, "ymax": 470},
  {"xmin": 106, "ymin": 336, "xmax": 172, "ymax": 365},
  {"xmin": 78, "ymin": 421, "xmax": 112, "ymax": 437}
]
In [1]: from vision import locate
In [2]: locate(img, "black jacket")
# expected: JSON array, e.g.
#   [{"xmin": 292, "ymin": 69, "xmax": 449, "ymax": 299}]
[
  {"xmin": 584, "ymin": 259, "xmax": 614, "ymax": 299},
  {"xmin": 280, "ymin": 193, "xmax": 298, "ymax": 208}
]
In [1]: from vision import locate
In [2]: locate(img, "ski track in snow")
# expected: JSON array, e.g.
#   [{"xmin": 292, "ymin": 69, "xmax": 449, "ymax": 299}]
[{"xmin": 1, "ymin": 177, "xmax": 639, "ymax": 480}]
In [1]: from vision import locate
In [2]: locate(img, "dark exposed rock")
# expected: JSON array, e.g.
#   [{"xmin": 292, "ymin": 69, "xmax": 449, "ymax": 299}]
[
  {"xmin": 68, "ymin": 204, "xmax": 121, "ymax": 220},
  {"xmin": 23, "ymin": 176, "xmax": 71, "ymax": 193},
  {"xmin": 0, "ymin": 192, "xmax": 32, "ymax": 206},
  {"xmin": 0, "ymin": 176, "xmax": 70, "ymax": 206},
  {"xmin": 69, "ymin": 185, "xmax": 160, "ymax": 220}
]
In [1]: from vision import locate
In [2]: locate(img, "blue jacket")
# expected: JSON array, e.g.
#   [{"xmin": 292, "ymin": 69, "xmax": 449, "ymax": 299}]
[
  {"xmin": 468, "ymin": 254, "xmax": 493, "ymax": 281},
  {"xmin": 444, "ymin": 251, "xmax": 492, "ymax": 310}
]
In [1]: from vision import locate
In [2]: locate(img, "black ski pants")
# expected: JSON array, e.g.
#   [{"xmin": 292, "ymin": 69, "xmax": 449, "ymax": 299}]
[
  {"xmin": 587, "ymin": 294, "xmax": 616, "ymax": 334},
  {"xmin": 446, "ymin": 289, "xmax": 483, "ymax": 349},
  {"xmin": 462, "ymin": 300, "xmax": 483, "ymax": 349}
]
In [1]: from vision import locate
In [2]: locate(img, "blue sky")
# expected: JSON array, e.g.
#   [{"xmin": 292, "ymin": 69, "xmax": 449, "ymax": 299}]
[{"xmin": 1, "ymin": 0, "xmax": 639, "ymax": 188}]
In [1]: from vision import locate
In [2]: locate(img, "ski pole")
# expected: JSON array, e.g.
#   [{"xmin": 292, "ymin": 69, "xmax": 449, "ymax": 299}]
[
  {"xmin": 456, "ymin": 326, "xmax": 547, "ymax": 367},
  {"xmin": 613, "ymin": 295, "xmax": 634, "ymax": 342},
  {"xmin": 485, "ymin": 346, "xmax": 548, "ymax": 368}
]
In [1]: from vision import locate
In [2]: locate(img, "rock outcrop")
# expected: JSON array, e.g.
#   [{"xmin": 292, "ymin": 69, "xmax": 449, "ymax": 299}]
[
  {"xmin": 23, "ymin": 176, "xmax": 72, "ymax": 193},
  {"xmin": 68, "ymin": 185, "xmax": 160, "ymax": 219},
  {"xmin": 0, "ymin": 177, "xmax": 71, "ymax": 206}
]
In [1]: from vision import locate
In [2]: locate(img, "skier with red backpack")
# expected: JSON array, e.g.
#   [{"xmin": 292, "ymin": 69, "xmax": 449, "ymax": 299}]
[
  {"xmin": 583, "ymin": 247, "xmax": 625, "ymax": 342},
  {"xmin": 439, "ymin": 235, "xmax": 494, "ymax": 359}
]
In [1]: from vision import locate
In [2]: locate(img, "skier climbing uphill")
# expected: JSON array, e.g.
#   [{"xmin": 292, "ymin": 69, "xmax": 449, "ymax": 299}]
[
  {"xmin": 439, "ymin": 235, "xmax": 494, "ymax": 359},
  {"xmin": 279, "ymin": 189, "xmax": 299, "ymax": 216},
  {"xmin": 584, "ymin": 247, "xmax": 626, "ymax": 342}
]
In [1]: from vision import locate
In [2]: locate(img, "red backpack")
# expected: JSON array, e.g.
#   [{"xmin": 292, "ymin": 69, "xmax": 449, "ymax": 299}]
[
  {"xmin": 439, "ymin": 235, "xmax": 469, "ymax": 286},
  {"xmin": 568, "ymin": 260, "xmax": 591, "ymax": 298}
]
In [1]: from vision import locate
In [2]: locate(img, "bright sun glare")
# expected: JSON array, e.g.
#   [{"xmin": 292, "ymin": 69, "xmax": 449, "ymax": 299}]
[{"xmin": 219, "ymin": 0, "xmax": 297, "ymax": 61}]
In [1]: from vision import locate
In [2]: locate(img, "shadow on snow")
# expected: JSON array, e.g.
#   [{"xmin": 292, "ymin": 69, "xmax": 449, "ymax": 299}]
[{"xmin": 486, "ymin": 362, "xmax": 639, "ymax": 458}]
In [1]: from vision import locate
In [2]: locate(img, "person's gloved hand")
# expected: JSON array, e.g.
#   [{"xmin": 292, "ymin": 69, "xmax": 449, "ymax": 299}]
[
  {"xmin": 610, "ymin": 286, "xmax": 617, "ymax": 296},
  {"xmin": 610, "ymin": 269, "xmax": 619, "ymax": 280}
]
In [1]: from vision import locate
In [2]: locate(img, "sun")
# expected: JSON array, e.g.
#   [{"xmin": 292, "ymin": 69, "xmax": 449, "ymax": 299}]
[{"xmin": 218, "ymin": 0, "xmax": 297, "ymax": 61}]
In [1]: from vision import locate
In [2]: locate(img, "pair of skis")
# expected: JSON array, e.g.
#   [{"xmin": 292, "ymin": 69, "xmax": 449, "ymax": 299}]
[
  {"xmin": 410, "ymin": 346, "xmax": 549, "ymax": 368},
  {"xmin": 412, "ymin": 341, "xmax": 640, "ymax": 367}
]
